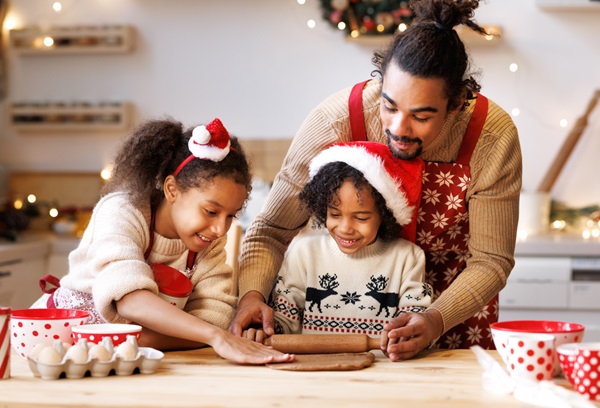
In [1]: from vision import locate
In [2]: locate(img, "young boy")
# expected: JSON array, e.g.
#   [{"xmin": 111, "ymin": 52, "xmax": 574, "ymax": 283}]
[{"xmin": 247, "ymin": 142, "xmax": 432, "ymax": 347}]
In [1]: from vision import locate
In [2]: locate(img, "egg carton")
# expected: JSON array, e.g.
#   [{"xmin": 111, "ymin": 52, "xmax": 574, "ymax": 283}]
[
  {"xmin": 27, "ymin": 347, "xmax": 164, "ymax": 380},
  {"xmin": 26, "ymin": 337, "xmax": 164, "ymax": 380}
]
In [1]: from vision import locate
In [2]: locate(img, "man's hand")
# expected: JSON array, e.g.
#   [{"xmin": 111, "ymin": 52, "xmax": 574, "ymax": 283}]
[
  {"xmin": 380, "ymin": 309, "xmax": 443, "ymax": 361},
  {"xmin": 228, "ymin": 291, "xmax": 275, "ymax": 337}
]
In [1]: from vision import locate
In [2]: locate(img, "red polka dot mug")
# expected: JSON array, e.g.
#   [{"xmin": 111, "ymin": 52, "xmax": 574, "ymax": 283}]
[
  {"xmin": 505, "ymin": 333, "xmax": 555, "ymax": 382},
  {"xmin": 572, "ymin": 343, "xmax": 600, "ymax": 402}
]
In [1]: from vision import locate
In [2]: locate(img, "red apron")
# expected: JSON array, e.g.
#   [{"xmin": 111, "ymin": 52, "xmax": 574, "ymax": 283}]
[{"xmin": 348, "ymin": 80, "xmax": 497, "ymax": 349}]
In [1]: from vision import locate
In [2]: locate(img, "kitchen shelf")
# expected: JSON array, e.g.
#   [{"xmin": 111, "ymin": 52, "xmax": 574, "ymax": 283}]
[
  {"xmin": 536, "ymin": 0, "xmax": 600, "ymax": 11},
  {"xmin": 9, "ymin": 25, "xmax": 135, "ymax": 55},
  {"xmin": 347, "ymin": 24, "xmax": 502, "ymax": 47},
  {"xmin": 8, "ymin": 101, "xmax": 133, "ymax": 133}
]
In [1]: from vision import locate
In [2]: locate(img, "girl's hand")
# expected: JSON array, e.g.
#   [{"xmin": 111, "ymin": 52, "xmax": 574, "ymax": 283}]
[
  {"xmin": 211, "ymin": 329, "xmax": 294, "ymax": 365},
  {"xmin": 242, "ymin": 328, "xmax": 269, "ymax": 344}
]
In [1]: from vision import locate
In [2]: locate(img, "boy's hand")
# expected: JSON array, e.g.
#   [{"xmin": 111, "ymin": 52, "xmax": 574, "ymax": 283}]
[{"xmin": 242, "ymin": 328, "xmax": 269, "ymax": 344}]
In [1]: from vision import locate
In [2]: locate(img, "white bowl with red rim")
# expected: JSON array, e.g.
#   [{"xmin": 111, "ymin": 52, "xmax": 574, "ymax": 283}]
[
  {"xmin": 71, "ymin": 323, "xmax": 142, "ymax": 346},
  {"xmin": 11, "ymin": 308, "xmax": 90, "ymax": 359},
  {"xmin": 491, "ymin": 320, "xmax": 585, "ymax": 376}
]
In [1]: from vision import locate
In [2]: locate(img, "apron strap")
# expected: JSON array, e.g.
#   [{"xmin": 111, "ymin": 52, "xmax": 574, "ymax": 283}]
[
  {"xmin": 39, "ymin": 274, "xmax": 60, "ymax": 308},
  {"xmin": 348, "ymin": 80, "xmax": 370, "ymax": 141},
  {"xmin": 455, "ymin": 94, "xmax": 488, "ymax": 165},
  {"xmin": 39, "ymin": 274, "xmax": 61, "ymax": 294},
  {"xmin": 144, "ymin": 210, "xmax": 156, "ymax": 260},
  {"xmin": 186, "ymin": 250, "xmax": 197, "ymax": 270}
]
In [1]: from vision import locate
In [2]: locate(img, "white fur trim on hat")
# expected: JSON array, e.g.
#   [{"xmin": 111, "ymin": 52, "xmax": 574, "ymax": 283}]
[
  {"xmin": 308, "ymin": 145, "xmax": 413, "ymax": 226},
  {"xmin": 188, "ymin": 125, "xmax": 230, "ymax": 162}
]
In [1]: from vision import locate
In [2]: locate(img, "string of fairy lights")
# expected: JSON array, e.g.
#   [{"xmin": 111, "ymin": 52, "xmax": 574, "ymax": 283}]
[{"xmin": 3, "ymin": 1, "xmax": 597, "ymax": 238}]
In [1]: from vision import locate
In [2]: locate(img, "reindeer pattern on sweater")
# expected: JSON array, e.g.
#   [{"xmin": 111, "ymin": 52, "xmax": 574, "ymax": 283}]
[{"xmin": 270, "ymin": 233, "xmax": 432, "ymax": 336}]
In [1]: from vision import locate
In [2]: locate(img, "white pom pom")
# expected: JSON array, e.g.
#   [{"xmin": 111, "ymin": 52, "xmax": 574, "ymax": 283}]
[{"xmin": 192, "ymin": 125, "xmax": 211, "ymax": 144}]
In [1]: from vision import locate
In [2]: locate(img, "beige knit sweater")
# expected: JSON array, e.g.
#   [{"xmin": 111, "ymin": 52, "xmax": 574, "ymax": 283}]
[
  {"xmin": 239, "ymin": 79, "xmax": 522, "ymax": 334},
  {"xmin": 61, "ymin": 192, "xmax": 236, "ymax": 328}
]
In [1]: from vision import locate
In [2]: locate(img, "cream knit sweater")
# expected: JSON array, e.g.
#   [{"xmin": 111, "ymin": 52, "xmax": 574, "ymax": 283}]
[
  {"xmin": 239, "ymin": 79, "xmax": 522, "ymax": 334},
  {"xmin": 60, "ymin": 192, "xmax": 236, "ymax": 328},
  {"xmin": 272, "ymin": 232, "xmax": 431, "ymax": 336}
]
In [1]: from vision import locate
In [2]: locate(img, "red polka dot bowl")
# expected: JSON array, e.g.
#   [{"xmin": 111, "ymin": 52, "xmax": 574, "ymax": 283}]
[
  {"xmin": 556, "ymin": 342, "xmax": 579, "ymax": 385},
  {"xmin": 11, "ymin": 308, "xmax": 90, "ymax": 359},
  {"xmin": 71, "ymin": 323, "xmax": 142, "ymax": 347},
  {"xmin": 491, "ymin": 320, "xmax": 585, "ymax": 377}
]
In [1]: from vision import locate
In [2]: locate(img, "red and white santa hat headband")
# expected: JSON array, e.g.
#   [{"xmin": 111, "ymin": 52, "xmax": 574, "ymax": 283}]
[
  {"xmin": 173, "ymin": 118, "xmax": 232, "ymax": 177},
  {"xmin": 308, "ymin": 141, "xmax": 423, "ymax": 227}
]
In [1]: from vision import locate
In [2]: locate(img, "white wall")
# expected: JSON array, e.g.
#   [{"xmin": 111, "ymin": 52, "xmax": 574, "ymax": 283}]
[{"xmin": 1, "ymin": 0, "xmax": 599, "ymax": 207}]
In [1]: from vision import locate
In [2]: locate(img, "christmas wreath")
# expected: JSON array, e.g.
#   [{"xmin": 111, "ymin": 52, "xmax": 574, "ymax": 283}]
[{"xmin": 320, "ymin": 0, "xmax": 415, "ymax": 37}]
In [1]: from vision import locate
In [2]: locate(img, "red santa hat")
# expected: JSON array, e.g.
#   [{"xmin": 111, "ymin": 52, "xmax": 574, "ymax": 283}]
[
  {"xmin": 173, "ymin": 118, "xmax": 231, "ymax": 176},
  {"xmin": 308, "ymin": 141, "xmax": 423, "ymax": 227}
]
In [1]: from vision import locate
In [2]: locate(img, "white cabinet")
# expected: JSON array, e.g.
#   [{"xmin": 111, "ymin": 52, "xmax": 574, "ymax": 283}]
[
  {"xmin": 0, "ymin": 257, "xmax": 47, "ymax": 309},
  {"xmin": 500, "ymin": 257, "xmax": 571, "ymax": 309},
  {"xmin": 0, "ymin": 236, "xmax": 50, "ymax": 309}
]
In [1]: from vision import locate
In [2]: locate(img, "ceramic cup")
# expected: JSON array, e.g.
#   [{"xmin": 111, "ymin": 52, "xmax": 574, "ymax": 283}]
[
  {"xmin": 505, "ymin": 333, "xmax": 555, "ymax": 381},
  {"xmin": 151, "ymin": 264, "xmax": 193, "ymax": 309},
  {"xmin": 557, "ymin": 342, "xmax": 579, "ymax": 386},
  {"xmin": 572, "ymin": 343, "xmax": 600, "ymax": 402}
]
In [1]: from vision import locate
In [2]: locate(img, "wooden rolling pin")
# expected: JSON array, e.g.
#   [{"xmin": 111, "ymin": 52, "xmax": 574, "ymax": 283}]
[
  {"xmin": 263, "ymin": 334, "xmax": 381, "ymax": 354},
  {"xmin": 537, "ymin": 89, "xmax": 600, "ymax": 193}
]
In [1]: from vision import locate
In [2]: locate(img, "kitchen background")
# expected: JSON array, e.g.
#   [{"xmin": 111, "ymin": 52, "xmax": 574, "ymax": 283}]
[
  {"xmin": 1, "ymin": 0, "xmax": 600, "ymax": 335},
  {"xmin": 1, "ymin": 0, "xmax": 600, "ymax": 208}
]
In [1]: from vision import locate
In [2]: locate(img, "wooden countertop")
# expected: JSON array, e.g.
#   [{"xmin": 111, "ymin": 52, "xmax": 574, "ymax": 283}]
[{"xmin": 3, "ymin": 347, "xmax": 545, "ymax": 408}]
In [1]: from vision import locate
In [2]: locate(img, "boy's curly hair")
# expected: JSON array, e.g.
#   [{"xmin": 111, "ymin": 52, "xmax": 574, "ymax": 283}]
[{"xmin": 299, "ymin": 161, "xmax": 401, "ymax": 241}]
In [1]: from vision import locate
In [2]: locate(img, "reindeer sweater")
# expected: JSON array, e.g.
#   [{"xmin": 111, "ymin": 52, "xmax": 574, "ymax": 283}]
[{"xmin": 270, "ymin": 232, "xmax": 432, "ymax": 336}]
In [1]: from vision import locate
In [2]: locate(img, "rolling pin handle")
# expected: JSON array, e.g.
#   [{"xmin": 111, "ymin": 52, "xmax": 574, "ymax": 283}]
[{"xmin": 367, "ymin": 336, "xmax": 381, "ymax": 351}]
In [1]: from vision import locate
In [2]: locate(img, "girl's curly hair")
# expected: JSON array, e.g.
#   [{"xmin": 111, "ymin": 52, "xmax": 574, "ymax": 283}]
[
  {"xmin": 102, "ymin": 117, "xmax": 252, "ymax": 209},
  {"xmin": 299, "ymin": 162, "xmax": 401, "ymax": 242}
]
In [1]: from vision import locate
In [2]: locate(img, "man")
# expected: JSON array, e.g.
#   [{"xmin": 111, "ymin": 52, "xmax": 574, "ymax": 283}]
[{"xmin": 230, "ymin": 0, "xmax": 521, "ymax": 360}]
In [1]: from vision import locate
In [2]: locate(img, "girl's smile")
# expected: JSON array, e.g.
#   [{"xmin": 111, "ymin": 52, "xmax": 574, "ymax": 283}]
[{"xmin": 156, "ymin": 175, "xmax": 248, "ymax": 252}]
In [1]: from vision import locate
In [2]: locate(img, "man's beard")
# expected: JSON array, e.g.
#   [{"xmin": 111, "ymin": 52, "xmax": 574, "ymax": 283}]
[{"xmin": 385, "ymin": 130, "xmax": 423, "ymax": 160}]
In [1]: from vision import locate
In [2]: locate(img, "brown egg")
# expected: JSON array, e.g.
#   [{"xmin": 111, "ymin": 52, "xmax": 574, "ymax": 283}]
[
  {"xmin": 64, "ymin": 344, "xmax": 88, "ymax": 364},
  {"xmin": 28, "ymin": 343, "xmax": 48, "ymax": 361},
  {"xmin": 88, "ymin": 344, "xmax": 112, "ymax": 361},
  {"xmin": 38, "ymin": 346, "xmax": 63, "ymax": 365},
  {"xmin": 115, "ymin": 342, "xmax": 138, "ymax": 360}
]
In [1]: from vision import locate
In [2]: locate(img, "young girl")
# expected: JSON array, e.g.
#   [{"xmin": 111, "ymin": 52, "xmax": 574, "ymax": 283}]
[
  {"xmin": 244, "ymin": 142, "xmax": 432, "ymax": 354},
  {"xmin": 41, "ymin": 117, "xmax": 293, "ymax": 365}
]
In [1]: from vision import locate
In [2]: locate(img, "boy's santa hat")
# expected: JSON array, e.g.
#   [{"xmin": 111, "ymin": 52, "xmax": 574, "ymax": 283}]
[
  {"xmin": 173, "ymin": 118, "xmax": 231, "ymax": 176},
  {"xmin": 308, "ymin": 141, "xmax": 423, "ymax": 228}
]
